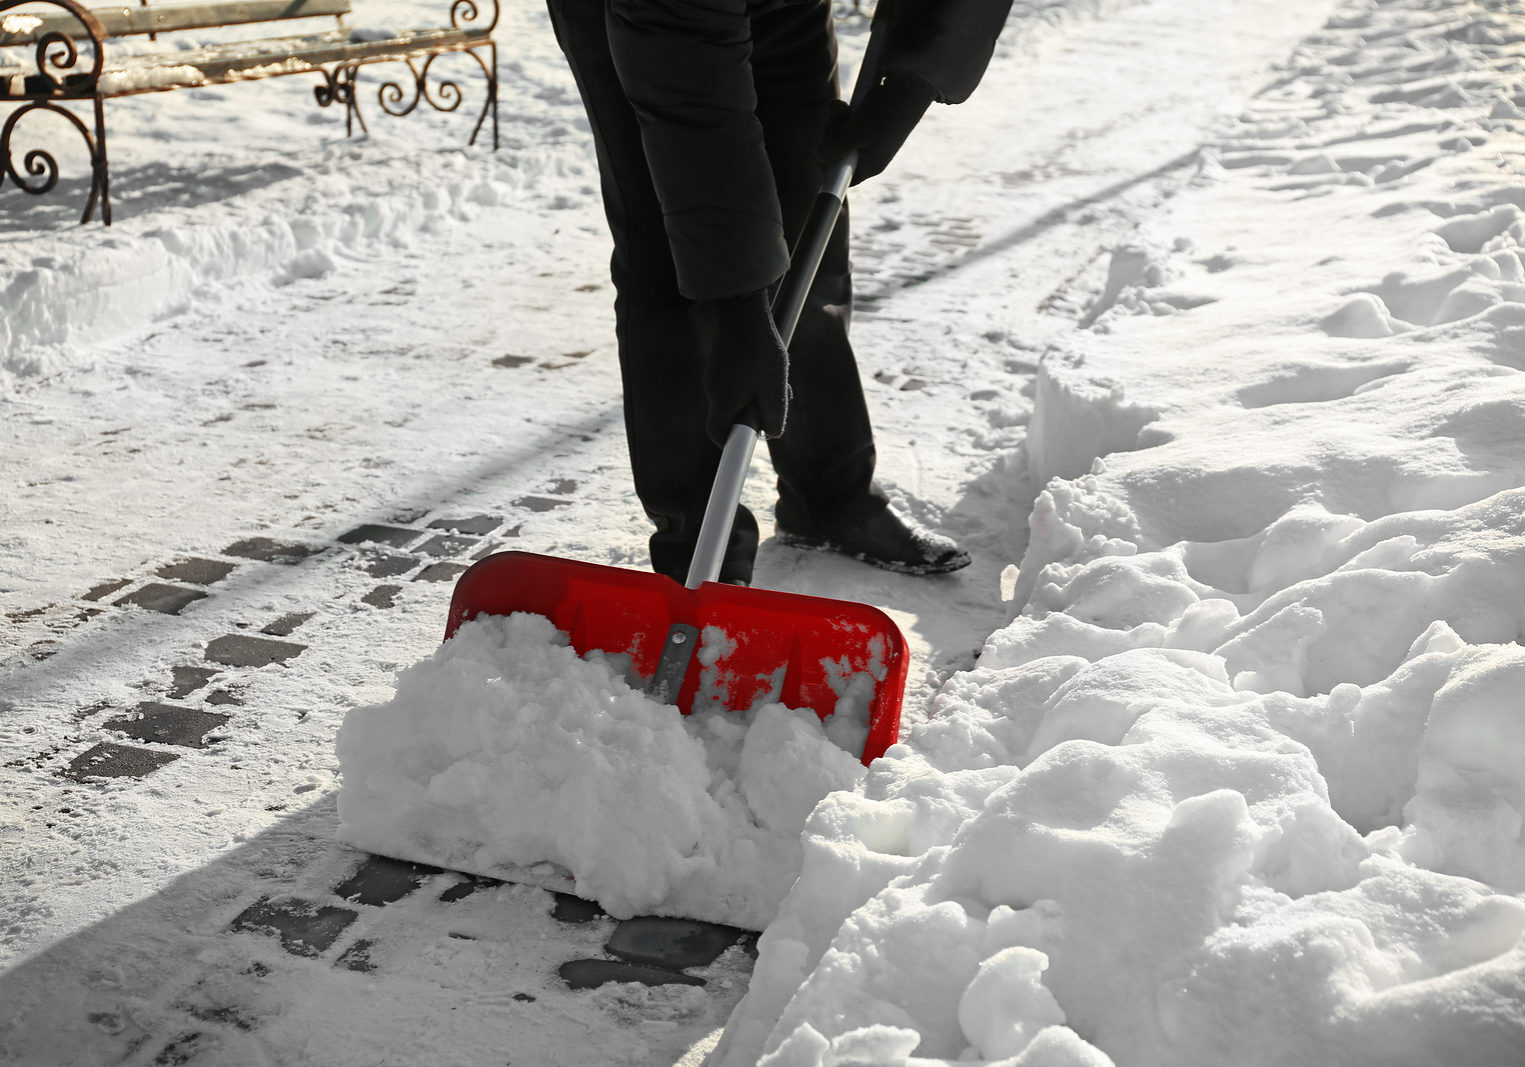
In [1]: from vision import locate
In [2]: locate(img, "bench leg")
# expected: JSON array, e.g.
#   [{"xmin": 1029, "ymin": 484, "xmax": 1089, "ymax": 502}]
[
  {"xmin": 343, "ymin": 66, "xmax": 367, "ymax": 138},
  {"xmin": 472, "ymin": 42, "xmax": 498, "ymax": 151},
  {"xmin": 90, "ymin": 95, "xmax": 111, "ymax": 226}
]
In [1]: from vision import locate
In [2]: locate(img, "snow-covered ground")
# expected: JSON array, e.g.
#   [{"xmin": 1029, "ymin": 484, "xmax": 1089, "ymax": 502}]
[{"xmin": 4, "ymin": 0, "xmax": 1525, "ymax": 1063}]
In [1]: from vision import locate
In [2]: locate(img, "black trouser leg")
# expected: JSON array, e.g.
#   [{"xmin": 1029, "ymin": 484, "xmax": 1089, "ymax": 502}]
[
  {"xmin": 547, "ymin": 0, "xmax": 758, "ymax": 584},
  {"xmin": 545, "ymin": 0, "xmax": 884, "ymax": 582}
]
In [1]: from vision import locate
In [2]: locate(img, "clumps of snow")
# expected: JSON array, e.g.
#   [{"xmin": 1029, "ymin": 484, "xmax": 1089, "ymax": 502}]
[
  {"xmin": 1433, "ymin": 203, "xmax": 1523, "ymax": 254},
  {"xmin": 1322, "ymin": 292, "xmax": 1402, "ymax": 337},
  {"xmin": 716, "ymin": 622, "xmax": 1525, "ymax": 1065},
  {"xmin": 336, "ymin": 612, "xmax": 865, "ymax": 930},
  {"xmin": 709, "ymin": 4, "xmax": 1525, "ymax": 1059},
  {"xmin": 1389, "ymin": 641, "xmax": 1525, "ymax": 889}
]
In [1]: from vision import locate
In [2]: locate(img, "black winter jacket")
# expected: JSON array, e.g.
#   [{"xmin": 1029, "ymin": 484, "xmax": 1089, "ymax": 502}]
[{"xmin": 606, "ymin": 0, "xmax": 1013, "ymax": 301}]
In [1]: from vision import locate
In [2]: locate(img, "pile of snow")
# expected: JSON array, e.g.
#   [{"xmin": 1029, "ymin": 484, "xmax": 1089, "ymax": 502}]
[{"xmin": 337, "ymin": 612, "xmax": 866, "ymax": 930}]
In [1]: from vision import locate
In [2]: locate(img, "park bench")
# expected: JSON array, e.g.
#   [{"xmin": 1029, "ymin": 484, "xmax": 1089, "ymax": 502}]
[{"xmin": 0, "ymin": 0, "xmax": 498, "ymax": 224}]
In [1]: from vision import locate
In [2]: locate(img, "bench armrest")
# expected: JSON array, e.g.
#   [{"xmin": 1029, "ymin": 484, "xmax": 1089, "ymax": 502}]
[{"xmin": 1, "ymin": 0, "xmax": 106, "ymax": 95}]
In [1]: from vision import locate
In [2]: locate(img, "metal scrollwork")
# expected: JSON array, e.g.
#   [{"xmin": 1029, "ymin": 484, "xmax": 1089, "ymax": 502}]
[
  {"xmin": 378, "ymin": 54, "xmax": 461, "ymax": 118},
  {"xmin": 2, "ymin": 0, "xmax": 105, "ymax": 94},
  {"xmin": 363, "ymin": 42, "xmax": 496, "ymax": 148},
  {"xmin": 1, "ymin": 98, "xmax": 107, "ymax": 220},
  {"xmin": 449, "ymin": 0, "xmax": 498, "ymax": 34},
  {"xmin": 35, "ymin": 30, "xmax": 80, "ymax": 90},
  {"xmin": 314, "ymin": 63, "xmax": 365, "ymax": 136},
  {"xmin": 2, "ymin": 0, "xmax": 109, "ymax": 220},
  {"xmin": 2, "ymin": 103, "xmax": 65, "ymax": 195}
]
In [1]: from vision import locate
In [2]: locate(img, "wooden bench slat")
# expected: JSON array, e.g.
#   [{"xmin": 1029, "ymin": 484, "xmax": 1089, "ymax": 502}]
[
  {"xmin": 84, "ymin": 27, "xmax": 487, "ymax": 96},
  {"xmin": 0, "ymin": 0, "xmax": 351, "ymax": 45}
]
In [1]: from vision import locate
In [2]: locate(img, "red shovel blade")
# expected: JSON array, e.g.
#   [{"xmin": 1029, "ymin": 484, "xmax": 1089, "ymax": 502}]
[{"xmin": 445, "ymin": 551, "xmax": 907, "ymax": 764}]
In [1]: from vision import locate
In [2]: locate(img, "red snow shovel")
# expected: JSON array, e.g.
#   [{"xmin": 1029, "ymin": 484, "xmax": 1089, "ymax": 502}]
[{"xmin": 446, "ymin": 45, "xmax": 907, "ymax": 764}]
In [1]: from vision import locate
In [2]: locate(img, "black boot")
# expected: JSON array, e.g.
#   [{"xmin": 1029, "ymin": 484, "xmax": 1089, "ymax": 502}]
[{"xmin": 776, "ymin": 504, "xmax": 970, "ymax": 575}]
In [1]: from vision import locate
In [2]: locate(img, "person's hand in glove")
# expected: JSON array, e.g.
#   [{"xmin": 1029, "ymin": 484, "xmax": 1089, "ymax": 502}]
[
  {"xmin": 701, "ymin": 288, "xmax": 791, "ymax": 446},
  {"xmin": 818, "ymin": 71, "xmax": 939, "ymax": 185}
]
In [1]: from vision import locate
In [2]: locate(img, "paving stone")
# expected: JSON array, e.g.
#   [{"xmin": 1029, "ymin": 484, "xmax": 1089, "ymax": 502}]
[
  {"xmin": 428, "ymin": 515, "xmax": 503, "ymax": 536},
  {"xmin": 180, "ymin": 1000, "xmax": 256, "ymax": 1033},
  {"xmin": 228, "ymin": 897, "xmax": 358, "ymax": 958},
  {"xmin": 168, "ymin": 666, "xmax": 220, "ymax": 700},
  {"xmin": 81, "ymin": 578, "xmax": 133, "ymax": 602},
  {"xmin": 62, "ymin": 741, "xmax": 180, "ymax": 781},
  {"xmin": 361, "ymin": 584, "xmax": 403, "ymax": 609},
  {"xmin": 551, "ymin": 892, "xmax": 607, "ymax": 924},
  {"xmin": 338, "ymin": 524, "xmax": 421, "ymax": 548},
  {"xmin": 414, "ymin": 562, "xmax": 469, "ymax": 584},
  {"xmin": 559, "ymin": 959, "xmax": 706, "ymax": 990},
  {"xmin": 103, "ymin": 703, "xmax": 232, "ymax": 749},
  {"xmin": 206, "ymin": 690, "xmax": 243, "ymax": 706},
  {"xmin": 155, "ymin": 558, "xmax": 237, "ymax": 586},
  {"xmin": 362, "ymin": 550, "xmax": 419, "ymax": 578},
  {"xmin": 547, "ymin": 479, "xmax": 580, "ymax": 494},
  {"xmin": 605, "ymin": 916, "xmax": 744, "ymax": 970},
  {"xmin": 493, "ymin": 354, "xmax": 534, "ymax": 369},
  {"xmin": 223, "ymin": 537, "xmax": 322, "ymax": 564},
  {"xmin": 472, "ymin": 536, "xmax": 515, "ymax": 560},
  {"xmin": 334, "ymin": 855, "xmax": 441, "ymax": 906},
  {"xmin": 261, "ymin": 612, "xmax": 314, "ymax": 637},
  {"xmin": 513, "ymin": 496, "xmax": 572, "ymax": 513},
  {"xmin": 335, "ymin": 939, "xmax": 377, "ymax": 973},
  {"xmin": 153, "ymin": 1030, "xmax": 212, "ymax": 1065},
  {"xmin": 415, "ymin": 533, "xmax": 480, "ymax": 557},
  {"xmin": 439, "ymin": 875, "xmax": 506, "ymax": 903},
  {"xmin": 114, "ymin": 583, "xmax": 208, "ymax": 615},
  {"xmin": 205, "ymin": 634, "xmax": 306, "ymax": 668}
]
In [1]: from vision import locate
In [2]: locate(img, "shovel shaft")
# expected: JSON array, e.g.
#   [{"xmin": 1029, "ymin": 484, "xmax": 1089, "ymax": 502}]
[
  {"xmin": 771, "ymin": 153, "xmax": 854, "ymax": 347},
  {"xmin": 686, "ymin": 422, "xmax": 761, "ymax": 588}
]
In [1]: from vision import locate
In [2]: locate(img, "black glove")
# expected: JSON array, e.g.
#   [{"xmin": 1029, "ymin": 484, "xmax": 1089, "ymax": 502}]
[
  {"xmin": 701, "ymin": 289, "xmax": 791, "ymax": 447},
  {"xmin": 818, "ymin": 72, "xmax": 938, "ymax": 185}
]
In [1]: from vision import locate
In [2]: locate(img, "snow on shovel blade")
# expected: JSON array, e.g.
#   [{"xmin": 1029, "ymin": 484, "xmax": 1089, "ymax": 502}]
[{"xmin": 446, "ymin": 551, "xmax": 908, "ymax": 764}]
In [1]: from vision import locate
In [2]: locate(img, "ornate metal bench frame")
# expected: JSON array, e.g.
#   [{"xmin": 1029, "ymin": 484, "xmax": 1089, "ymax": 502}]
[{"xmin": 0, "ymin": 0, "xmax": 499, "ymax": 223}]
